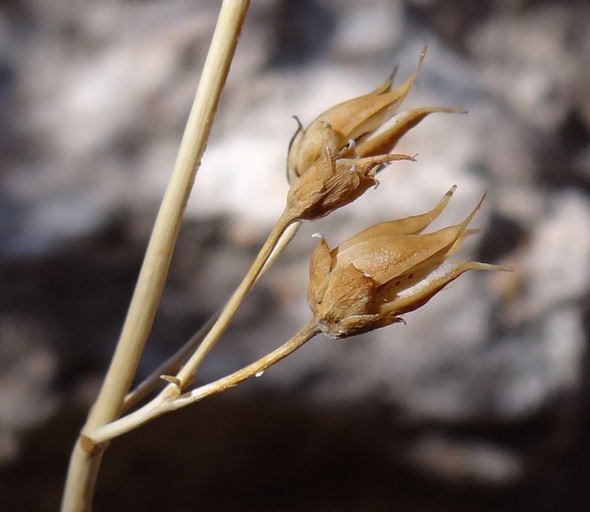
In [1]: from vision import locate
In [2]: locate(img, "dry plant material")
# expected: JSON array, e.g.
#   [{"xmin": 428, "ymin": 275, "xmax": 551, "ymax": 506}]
[
  {"xmin": 62, "ymin": 23, "xmax": 513, "ymax": 510},
  {"xmin": 307, "ymin": 186, "xmax": 511, "ymax": 338},
  {"xmin": 164, "ymin": 47, "xmax": 470, "ymax": 395},
  {"xmin": 284, "ymin": 48, "xmax": 465, "ymax": 221},
  {"xmin": 85, "ymin": 48, "xmax": 512, "ymax": 447}
]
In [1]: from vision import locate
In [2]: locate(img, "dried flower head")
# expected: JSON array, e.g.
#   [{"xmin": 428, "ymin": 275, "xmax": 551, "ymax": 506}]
[
  {"xmin": 307, "ymin": 187, "xmax": 511, "ymax": 339},
  {"xmin": 285, "ymin": 48, "xmax": 466, "ymax": 222}
]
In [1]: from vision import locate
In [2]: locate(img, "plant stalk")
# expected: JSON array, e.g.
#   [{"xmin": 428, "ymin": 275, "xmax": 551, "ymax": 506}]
[
  {"xmin": 122, "ymin": 221, "xmax": 300, "ymax": 412},
  {"xmin": 169, "ymin": 210, "xmax": 293, "ymax": 392},
  {"xmin": 60, "ymin": 1, "xmax": 251, "ymax": 510},
  {"xmin": 88, "ymin": 319, "xmax": 319, "ymax": 444}
]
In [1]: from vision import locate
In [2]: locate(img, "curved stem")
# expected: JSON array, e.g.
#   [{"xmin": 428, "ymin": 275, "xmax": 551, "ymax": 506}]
[
  {"xmin": 122, "ymin": 313, "xmax": 219, "ymax": 412},
  {"xmin": 60, "ymin": 2, "xmax": 251, "ymax": 510},
  {"xmin": 122, "ymin": 221, "xmax": 301, "ymax": 412},
  {"xmin": 88, "ymin": 319, "xmax": 319, "ymax": 445},
  {"xmin": 169, "ymin": 209, "xmax": 294, "ymax": 392}
]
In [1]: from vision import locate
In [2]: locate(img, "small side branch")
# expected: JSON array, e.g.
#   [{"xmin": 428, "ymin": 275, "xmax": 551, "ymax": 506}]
[
  {"xmin": 121, "ymin": 221, "xmax": 301, "ymax": 411},
  {"xmin": 88, "ymin": 319, "xmax": 319, "ymax": 445}
]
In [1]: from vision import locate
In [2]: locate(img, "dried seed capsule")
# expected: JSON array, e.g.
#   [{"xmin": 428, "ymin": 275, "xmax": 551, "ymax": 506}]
[
  {"xmin": 284, "ymin": 48, "xmax": 465, "ymax": 222},
  {"xmin": 307, "ymin": 188, "xmax": 512, "ymax": 338}
]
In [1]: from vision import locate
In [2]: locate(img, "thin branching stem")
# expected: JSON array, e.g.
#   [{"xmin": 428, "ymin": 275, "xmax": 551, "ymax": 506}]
[
  {"xmin": 88, "ymin": 319, "xmax": 319, "ymax": 445},
  {"xmin": 169, "ymin": 209, "xmax": 294, "ymax": 393},
  {"xmin": 122, "ymin": 313, "xmax": 219, "ymax": 412},
  {"xmin": 122, "ymin": 221, "xmax": 300, "ymax": 412}
]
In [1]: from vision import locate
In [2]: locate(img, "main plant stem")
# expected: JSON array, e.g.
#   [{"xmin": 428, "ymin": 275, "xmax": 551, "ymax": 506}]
[{"xmin": 60, "ymin": 2, "xmax": 251, "ymax": 510}]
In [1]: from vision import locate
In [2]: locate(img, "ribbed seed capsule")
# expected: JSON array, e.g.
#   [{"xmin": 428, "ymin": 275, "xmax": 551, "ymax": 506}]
[
  {"xmin": 307, "ymin": 188, "xmax": 512, "ymax": 339},
  {"xmin": 284, "ymin": 48, "xmax": 466, "ymax": 222}
]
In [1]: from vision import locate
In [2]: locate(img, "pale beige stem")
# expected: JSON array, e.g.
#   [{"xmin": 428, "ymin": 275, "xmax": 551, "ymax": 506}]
[
  {"xmin": 122, "ymin": 313, "xmax": 219, "ymax": 412},
  {"xmin": 88, "ymin": 319, "xmax": 319, "ymax": 445},
  {"xmin": 60, "ymin": 2, "xmax": 251, "ymax": 511},
  {"xmin": 169, "ymin": 209, "xmax": 293, "ymax": 393},
  {"xmin": 122, "ymin": 221, "xmax": 301, "ymax": 412}
]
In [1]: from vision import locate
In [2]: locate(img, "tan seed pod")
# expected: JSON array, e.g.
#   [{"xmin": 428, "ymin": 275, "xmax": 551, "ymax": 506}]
[
  {"xmin": 284, "ymin": 49, "xmax": 465, "ymax": 223},
  {"xmin": 307, "ymin": 188, "xmax": 512, "ymax": 338}
]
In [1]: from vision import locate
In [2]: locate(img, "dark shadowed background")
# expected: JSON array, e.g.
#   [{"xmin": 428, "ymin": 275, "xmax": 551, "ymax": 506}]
[{"xmin": 2, "ymin": 0, "xmax": 590, "ymax": 510}]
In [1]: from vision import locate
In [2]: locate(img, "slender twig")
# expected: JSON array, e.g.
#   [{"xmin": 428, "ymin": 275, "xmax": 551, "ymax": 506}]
[
  {"xmin": 122, "ymin": 221, "xmax": 301, "ymax": 412},
  {"xmin": 88, "ymin": 319, "xmax": 319, "ymax": 445},
  {"xmin": 122, "ymin": 313, "xmax": 219, "ymax": 412},
  {"xmin": 167, "ymin": 209, "xmax": 294, "ymax": 394},
  {"xmin": 60, "ymin": 2, "xmax": 251, "ymax": 511}
]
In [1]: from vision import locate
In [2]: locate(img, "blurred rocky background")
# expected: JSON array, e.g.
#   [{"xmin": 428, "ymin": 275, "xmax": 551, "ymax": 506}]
[{"xmin": 2, "ymin": 0, "xmax": 590, "ymax": 510}]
